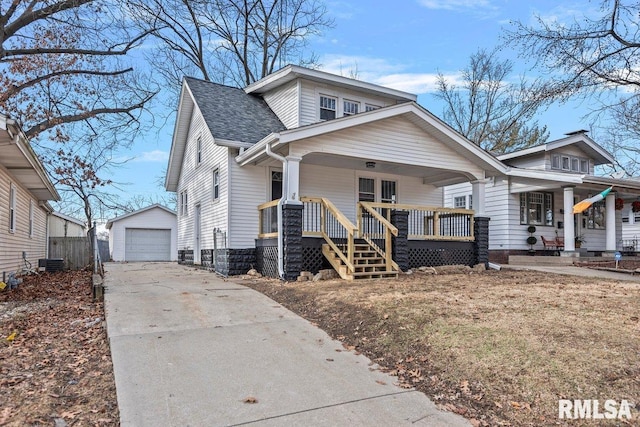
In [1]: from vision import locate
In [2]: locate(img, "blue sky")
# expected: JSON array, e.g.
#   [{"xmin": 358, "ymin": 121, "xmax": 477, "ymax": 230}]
[{"xmin": 109, "ymin": 0, "xmax": 598, "ymax": 217}]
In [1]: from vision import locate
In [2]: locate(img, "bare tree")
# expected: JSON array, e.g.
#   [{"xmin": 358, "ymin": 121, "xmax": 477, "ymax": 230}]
[
  {"xmin": 128, "ymin": 0, "xmax": 333, "ymax": 89},
  {"xmin": 1, "ymin": 0, "xmax": 158, "ymax": 219},
  {"xmin": 0, "ymin": 0, "xmax": 156, "ymax": 139},
  {"xmin": 506, "ymin": 0, "xmax": 640, "ymax": 170},
  {"xmin": 434, "ymin": 49, "xmax": 550, "ymax": 153}
]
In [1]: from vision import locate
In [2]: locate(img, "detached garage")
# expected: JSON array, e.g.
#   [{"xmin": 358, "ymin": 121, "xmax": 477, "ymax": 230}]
[{"xmin": 106, "ymin": 204, "xmax": 177, "ymax": 262}]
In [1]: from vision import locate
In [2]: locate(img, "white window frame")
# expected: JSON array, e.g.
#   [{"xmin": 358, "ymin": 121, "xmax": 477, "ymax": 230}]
[
  {"xmin": 29, "ymin": 200, "xmax": 34, "ymax": 238},
  {"xmin": 365, "ymin": 104, "xmax": 381, "ymax": 112},
  {"xmin": 196, "ymin": 136, "xmax": 202, "ymax": 166},
  {"xmin": 454, "ymin": 196, "xmax": 467, "ymax": 209},
  {"xmin": 9, "ymin": 183, "xmax": 16, "ymax": 233},
  {"xmin": 580, "ymin": 159, "xmax": 589, "ymax": 173},
  {"xmin": 180, "ymin": 190, "xmax": 188, "ymax": 216},
  {"xmin": 343, "ymin": 99, "xmax": 359, "ymax": 116},
  {"xmin": 319, "ymin": 95, "xmax": 337, "ymax": 121},
  {"xmin": 212, "ymin": 168, "xmax": 220, "ymax": 201},
  {"xmin": 561, "ymin": 156, "xmax": 570, "ymax": 171},
  {"xmin": 358, "ymin": 177, "xmax": 376, "ymax": 202}
]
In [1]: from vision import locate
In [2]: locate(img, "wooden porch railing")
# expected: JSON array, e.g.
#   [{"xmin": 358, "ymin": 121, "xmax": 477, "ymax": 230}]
[
  {"xmin": 359, "ymin": 202, "xmax": 474, "ymax": 241},
  {"xmin": 303, "ymin": 196, "xmax": 357, "ymax": 272},
  {"xmin": 257, "ymin": 199, "xmax": 279, "ymax": 238},
  {"xmin": 357, "ymin": 202, "xmax": 398, "ymax": 272}
]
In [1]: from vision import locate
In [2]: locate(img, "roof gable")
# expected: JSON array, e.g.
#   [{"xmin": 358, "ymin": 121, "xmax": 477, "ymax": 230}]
[
  {"xmin": 497, "ymin": 132, "xmax": 614, "ymax": 166},
  {"xmin": 106, "ymin": 204, "xmax": 176, "ymax": 229},
  {"xmin": 245, "ymin": 65, "xmax": 417, "ymax": 102},
  {"xmin": 165, "ymin": 78, "xmax": 285, "ymax": 191}
]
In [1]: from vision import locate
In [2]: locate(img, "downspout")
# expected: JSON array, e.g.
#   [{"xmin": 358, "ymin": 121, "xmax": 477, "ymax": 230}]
[{"xmin": 265, "ymin": 143, "xmax": 287, "ymax": 279}]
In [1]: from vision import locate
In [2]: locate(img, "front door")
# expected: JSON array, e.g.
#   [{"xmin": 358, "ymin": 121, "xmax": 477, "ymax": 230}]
[{"xmin": 194, "ymin": 204, "xmax": 201, "ymax": 263}]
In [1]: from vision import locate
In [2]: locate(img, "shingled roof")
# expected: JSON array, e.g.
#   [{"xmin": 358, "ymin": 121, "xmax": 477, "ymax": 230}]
[{"xmin": 185, "ymin": 77, "xmax": 285, "ymax": 144}]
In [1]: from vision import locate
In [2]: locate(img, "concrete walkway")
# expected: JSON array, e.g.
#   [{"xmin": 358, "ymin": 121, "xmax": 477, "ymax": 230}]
[
  {"xmin": 104, "ymin": 263, "xmax": 469, "ymax": 427},
  {"xmin": 506, "ymin": 264, "xmax": 640, "ymax": 282}
]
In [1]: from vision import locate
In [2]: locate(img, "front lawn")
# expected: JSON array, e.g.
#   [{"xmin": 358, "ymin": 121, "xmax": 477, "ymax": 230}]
[{"xmin": 243, "ymin": 269, "xmax": 639, "ymax": 426}]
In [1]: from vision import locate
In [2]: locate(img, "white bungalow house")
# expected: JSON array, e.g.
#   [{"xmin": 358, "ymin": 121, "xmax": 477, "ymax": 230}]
[
  {"xmin": 444, "ymin": 131, "xmax": 640, "ymax": 263},
  {"xmin": 165, "ymin": 65, "xmax": 507, "ymax": 279},
  {"xmin": 0, "ymin": 113, "xmax": 60, "ymax": 279}
]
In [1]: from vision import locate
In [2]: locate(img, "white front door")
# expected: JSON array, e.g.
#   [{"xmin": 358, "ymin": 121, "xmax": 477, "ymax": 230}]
[{"xmin": 194, "ymin": 204, "xmax": 201, "ymax": 263}]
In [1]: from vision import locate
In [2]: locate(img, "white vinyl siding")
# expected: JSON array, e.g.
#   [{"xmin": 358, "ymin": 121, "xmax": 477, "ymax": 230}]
[
  {"xmin": 228, "ymin": 162, "xmax": 268, "ymax": 248},
  {"xmin": 299, "ymin": 80, "xmax": 395, "ymax": 126},
  {"xmin": 0, "ymin": 164, "xmax": 48, "ymax": 276},
  {"xmin": 262, "ymin": 80, "xmax": 299, "ymax": 129},
  {"xmin": 290, "ymin": 116, "xmax": 485, "ymax": 179},
  {"xmin": 175, "ymin": 107, "xmax": 229, "ymax": 253}
]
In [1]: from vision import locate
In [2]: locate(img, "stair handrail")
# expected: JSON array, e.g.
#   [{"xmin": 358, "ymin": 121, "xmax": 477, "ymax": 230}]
[
  {"xmin": 319, "ymin": 197, "xmax": 357, "ymax": 271},
  {"xmin": 358, "ymin": 202, "xmax": 399, "ymax": 272}
]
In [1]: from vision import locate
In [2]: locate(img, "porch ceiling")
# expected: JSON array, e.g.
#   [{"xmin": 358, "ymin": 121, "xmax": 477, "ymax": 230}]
[{"xmin": 301, "ymin": 152, "xmax": 474, "ymax": 186}]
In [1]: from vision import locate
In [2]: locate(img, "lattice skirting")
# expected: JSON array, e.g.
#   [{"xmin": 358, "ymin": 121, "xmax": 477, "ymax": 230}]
[
  {"xmin": 408, "ymin": 241, "xmax": 475, "ymax": 268},
  {"xmin": 256, "ymin": 245, "xmax": 279, "ymax": 278}
]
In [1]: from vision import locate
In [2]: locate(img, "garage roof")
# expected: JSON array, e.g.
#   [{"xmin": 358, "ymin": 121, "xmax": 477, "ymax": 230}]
[{"xmin": 106, "ymin": 204, "xmax": 176, "ymax": 229}]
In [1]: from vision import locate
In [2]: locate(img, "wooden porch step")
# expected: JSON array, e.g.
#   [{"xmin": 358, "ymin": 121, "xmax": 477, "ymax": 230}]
[{"xmin": 351, "ymin": 271, "xmax": 398, "ymax": 279}]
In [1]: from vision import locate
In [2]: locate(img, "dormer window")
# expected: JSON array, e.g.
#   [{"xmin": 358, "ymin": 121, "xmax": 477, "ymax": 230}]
[
  {"xmin": 551, "ymin": 153, "xmax": 589, "ymax": 173},
  {"xmin": 365, "ymin": 104, "xmax": 380, "ymax": 112},
  {"xmin": 319, "ymin": 95, "xmax": 336, "ymax": 120},
  {"xmin": 343, "ymin": 99, "xmax": 359, "ymax": 116}
]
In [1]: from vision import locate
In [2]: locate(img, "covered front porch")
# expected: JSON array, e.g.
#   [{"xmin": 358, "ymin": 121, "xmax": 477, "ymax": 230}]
[
  {"xmin": 508, "ymin": 174, "xmax": 640, "ymax": 258},
  {"xmin": 257, "ymin": 197, "xmax": 486, "ymax": 280}
]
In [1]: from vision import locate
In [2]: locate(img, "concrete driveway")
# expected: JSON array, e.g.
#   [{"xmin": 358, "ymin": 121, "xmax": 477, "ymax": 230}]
[{"xmin": 104, "ymin": 262, "xmax": 469, "ymax": 427}]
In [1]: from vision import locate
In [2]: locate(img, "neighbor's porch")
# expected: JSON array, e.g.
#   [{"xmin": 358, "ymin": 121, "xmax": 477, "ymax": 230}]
[{"xmin": 257, "ymin": 197, "xmax": 486, "ymax": 280}]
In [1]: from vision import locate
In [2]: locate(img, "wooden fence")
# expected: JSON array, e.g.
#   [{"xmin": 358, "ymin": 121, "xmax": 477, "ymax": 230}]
[{"xmin": 48, "ymin": 235, "xmax": 110, "ymax": 271}]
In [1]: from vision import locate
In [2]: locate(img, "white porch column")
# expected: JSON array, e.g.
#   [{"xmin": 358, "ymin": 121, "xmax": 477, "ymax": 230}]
[
  {"xmin": 471, "ymin": 180, "xmax": 486, "ymax": 216},
  {"xmin": 285, "ymin": 155, "xmax": 302, "ymax": 203},
  {"xmin": 563, "ymin": 186, "xmax": 576, "ymax": 252},
  {"xmin": 605, "ymin": 193, "xmax": 616, "ymax": 252}
]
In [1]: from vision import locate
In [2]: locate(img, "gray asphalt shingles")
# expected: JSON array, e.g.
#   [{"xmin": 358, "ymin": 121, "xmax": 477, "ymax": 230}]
[{"xmin": 185, "ymin": 77, "xmax": 286, "ymax": 144}]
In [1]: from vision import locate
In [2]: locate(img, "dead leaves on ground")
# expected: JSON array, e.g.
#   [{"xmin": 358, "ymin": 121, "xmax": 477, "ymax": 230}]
[{"xmin": 0, "ymin": 271, "xmax": 118, "ymax": 426}]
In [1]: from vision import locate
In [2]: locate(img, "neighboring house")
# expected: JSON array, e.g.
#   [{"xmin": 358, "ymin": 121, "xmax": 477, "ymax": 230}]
[
  {"xmin": 166, "ymin": 65, "xmax": 507, "ymax": 279},
  {"xmin": 444, "ymin": 131, "xmax": 640, "ymax": 263},
  {"xmin": 106, "ymin": 204, "xmax": 177, "ymax": 262},
  {"xmin": 49, "ymin": 211, "xmax": 86, "ymax": 237},
  {"xmin": 0, "ymin": 113, "xmax": 60, "ymax": 278}
]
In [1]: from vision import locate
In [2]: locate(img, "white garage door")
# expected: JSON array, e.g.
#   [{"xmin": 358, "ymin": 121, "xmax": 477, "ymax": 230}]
[{"xmin": 125, "ymin": 228, "xmax": 171, "ymax": 261}]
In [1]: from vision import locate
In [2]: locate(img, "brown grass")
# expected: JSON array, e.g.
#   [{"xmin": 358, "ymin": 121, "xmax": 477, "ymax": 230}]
[{"xmin": 244, "ymin": 269, "xmax": 640, "ymax": 426}]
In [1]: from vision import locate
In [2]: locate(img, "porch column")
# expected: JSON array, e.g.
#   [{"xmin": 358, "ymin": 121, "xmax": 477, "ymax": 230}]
[
  {"xmin": 474, "ymin": 216, "xmax": 490, "ymax": 267},
  {"xmin": 605, "ymin": 193, "xmax": 616, "ymax": 252},
  {"xmin": 282, "ymin": 202, "xmax": 303, "ymax": 281},
  {"xmin": 563, "ymin": 186, "xmax": 576, "ymax": 253},
  {"xmin": 285, "ymin": 155, "xmax": 302, "ymax": 202},
  {"xmin": 471, "ymin": 180, "xmax": 486, "ymax": 215},
  {"xmin": 390, "ymin": 210, "xmax": 409, "ymax": 272}
]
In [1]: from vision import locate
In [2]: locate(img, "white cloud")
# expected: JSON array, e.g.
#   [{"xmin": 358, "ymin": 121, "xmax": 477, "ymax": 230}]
[
  {"xmin": 418, "ymin": 0, "xmax": 494, "ymax": 11},
  {"xmin": 134, "ymin": 150, "xmax": 170, "ymax": 162},
  {"xmin": 318, "ymin": 54, "xmax": 462, "ymax": 94}
]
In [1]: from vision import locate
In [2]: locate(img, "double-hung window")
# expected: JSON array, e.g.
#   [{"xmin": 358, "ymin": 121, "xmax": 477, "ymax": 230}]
[
  {"xmin": 358, "ymin": 178, "xmax": 375, "ymax": 202},
  {"xmin": 196, "ymin": 136, "xmax": 202, "ymax": 165},
  {"xmin": 454, "ymin": 196, "xmax": 466, "ymax": 209},
  {"xmin": 212, "ymin": 169, "xmax": 220, "ymax": 201},
  {"xmin": 29, "ymin": 200, "xmax": 34, "ymax": 238},
  {"xmin": 9, "ymin": 184, "xmax": 16, "ymax": 233},
  {"xmin": 343, "ymin": 100, "xmax": 359, "ymax": 116},
  {"xmin": 319, "ymin": 96, "xmax": 336, "ymax": 121},
  {"xmin": 520, "ymin": 192, "xmax": 553, "ymax": 226},
  {"xmin": 180, "ymin": 191, "xmax": 188, "ymax": 216}
]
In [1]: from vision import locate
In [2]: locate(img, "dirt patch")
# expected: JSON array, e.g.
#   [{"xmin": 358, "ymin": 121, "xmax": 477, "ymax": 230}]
[
  {"xmin": 0, "ymin": 271, "xmax": 118, "ymax": 426},
  {"xmin": 243, "ymin": 269, "xmax": 640, "ymax": 426}
]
